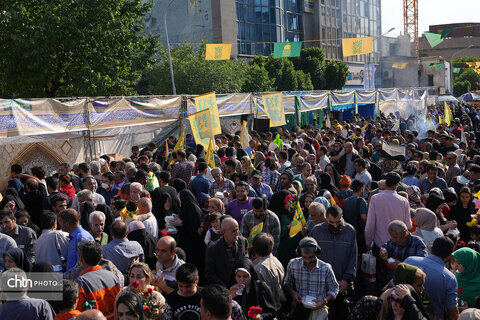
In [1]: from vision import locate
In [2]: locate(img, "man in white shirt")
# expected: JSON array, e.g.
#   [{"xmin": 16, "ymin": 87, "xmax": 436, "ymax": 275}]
[
  {"xmin": 34, "ymin": 211, "xmax": 69, "ymax": 270},
  {"xmin": 137, "ymin": 197, "xmax": 158, "ymax": 238},
  {"xmin": 354, "ymin": 158, "xmax": 372, "ymax": 199},
  {"xmin": 71, "ymin": 176, "xmax": 105, "ymax": 212}
]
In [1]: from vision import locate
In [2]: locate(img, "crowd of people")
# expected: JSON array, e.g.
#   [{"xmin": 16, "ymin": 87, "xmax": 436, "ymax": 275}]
[{"xmin": 0, "ymin": 101, "xmax": 480, "ymax": 320}]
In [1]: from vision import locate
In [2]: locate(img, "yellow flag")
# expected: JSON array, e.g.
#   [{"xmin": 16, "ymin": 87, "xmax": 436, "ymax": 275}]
[
  {"xmin": 444, "ymin": 102, "xmax": 453, "ymax": 126},
  {"xmin": 360, "ymin": 124, "xmax": 368, "ymax": 134},
  {"xmin": 240, "ymin": 121, "xmax": 249, "ymax": 149},
  {"xmin": 330, "ymin": 196, "xmax": 337, "ymax": 207},
  {"xmin": 438, "ymin": 115, "xmax": 445, "ymax": 124},
  {"xmin": 325, "ymin": 113, "xmax": 331, "ymax": 128},
  {"xmin": 188, "ymin": 109, "xmax": 213, "ymax": 149},
  {"xmin": 289, "ymin": 202, "xmax": 306, "ymax": 238},
  {"xmin": 164, "ymin": 139, "xmax": 169, "ymax": 156},
  {"xmin": 392, "ymin": 62, "xmax": 408, "ymax": 69},
  {"xmin": 206, "ymin": 137, "xmax": 216, "ymax": 168},
  {"xmin": 342, "ymin": 37, "xmax": 373, "ymax": 57},
  {"xmin": 174, "ymin": 127, "xmax": 185, "ymax": 151},
  {"xmin": 262, "ymin": 92, "xmax": 286, "ymax": 127},
  {"xmin": 205, "ymin": 44, "xmax": 232, "ymax": 60},
  {"xmin": 196, "ymin": 92, "xmax": 221, "ymax": 135},
  {"xmin": 248, "ymin": 222, "xmax": 263, "ymax": 248}
]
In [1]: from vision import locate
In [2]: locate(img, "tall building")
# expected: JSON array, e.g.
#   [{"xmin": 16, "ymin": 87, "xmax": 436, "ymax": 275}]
[
  {"xmin": 419, "ymin": 23, "xmax": 480, "ymax": 60},
  {"xmin": 145, "ymin": 0, "xmax": 381, "ymax": 62}
]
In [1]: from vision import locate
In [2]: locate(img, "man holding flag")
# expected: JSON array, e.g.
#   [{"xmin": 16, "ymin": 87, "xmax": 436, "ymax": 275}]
[
  {"xmin": 240, "ymin": 197, "xmax": 280, "ymax": 255},
  {"xmin": 311, "ymin": 205, "xmax": 357, "ymax": 319}
]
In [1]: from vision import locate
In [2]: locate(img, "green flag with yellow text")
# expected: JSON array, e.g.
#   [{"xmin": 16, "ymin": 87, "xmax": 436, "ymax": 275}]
[
  {"xmin": 274, "ymin": 42, "xmax": 302, "ymax": 58},
  {"xmin": 424, "ymin": 29, "xmax": 453, "ymax": 48}
]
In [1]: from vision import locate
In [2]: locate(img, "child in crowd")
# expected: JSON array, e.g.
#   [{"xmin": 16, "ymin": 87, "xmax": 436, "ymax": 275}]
[
  {"xmin": 203, "ymin": 213, "xmax": 222, "ymax": 247},
  {"xmin": 163, "ymin": 263, "xmax": 201, "ymax": 320}
]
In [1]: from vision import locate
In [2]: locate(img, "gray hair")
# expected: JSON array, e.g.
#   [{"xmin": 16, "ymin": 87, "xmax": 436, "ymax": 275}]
[
  {"xmin": 211, "ymin": 167, "xmax": 222, "ymax": 175},
  {"xmin": 309, "ymin": 202, "xmax": 326, "ymax": 215},
  {"xmin": 1, "ymin": 268, "xmax": 28, "ymax": 296},
  {"xmin": 130, "ymin": 182, "xmax": 142, "ymax": 192},
  {"xmin": 77, "ymin": 189, "xmax": 93, "ymax": 202},
  {"xmin": 388, "ymin": 220, "xmax": 408, "ymax": 234},
  {"xmin": 125, "ymin": 162, "xmax": 136, "ymax": 170},
  {"xmin": 90, "ymin": 161, "xmax": 100, "ymax": 174},
  {"xmin": 305, "ymin": 175, "xmax": 317, "ymax": 184},
  {"xmin": 89, "ymin": 211, "xmax": 106, "ymax": 225}
]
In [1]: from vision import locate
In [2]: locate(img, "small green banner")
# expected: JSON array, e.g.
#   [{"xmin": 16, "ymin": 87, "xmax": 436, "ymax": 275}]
[
  {"xmin": 273, "ymin": 41, "xmax": 302, "ymax": 58},
  {"xmin": 453, "ymin": 68, "xmax": 461, "ymax": 74}
]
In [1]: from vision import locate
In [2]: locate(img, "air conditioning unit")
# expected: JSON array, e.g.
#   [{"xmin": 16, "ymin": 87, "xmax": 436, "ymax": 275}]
[{"xmin": 383, "ymin": 70, "xmax": 392, "ymax": 80}]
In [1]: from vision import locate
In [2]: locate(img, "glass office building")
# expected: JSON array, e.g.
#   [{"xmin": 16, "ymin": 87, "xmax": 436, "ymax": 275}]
[
  {"xmin": 236, "ymin": 0, "xmax": 304, "ymax": 55},
  {"xmin": 235, "ymin": 0, "xmax": 381, "ymax": 61}
]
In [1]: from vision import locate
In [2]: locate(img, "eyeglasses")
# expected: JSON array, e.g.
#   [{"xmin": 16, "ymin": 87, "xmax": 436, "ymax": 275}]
[{"xmin": 388, "ymin": 296, "xmax": 403, "ymax": 306}]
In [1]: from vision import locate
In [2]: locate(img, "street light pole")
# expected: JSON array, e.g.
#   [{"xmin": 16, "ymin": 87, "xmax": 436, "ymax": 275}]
[
  {"xmin": 450, "ymin": 44, "xmax": 474, "ymax": 94},
  {"xmin": 164, "ymin": 0, "xmax": 177, "ymax": 95}
]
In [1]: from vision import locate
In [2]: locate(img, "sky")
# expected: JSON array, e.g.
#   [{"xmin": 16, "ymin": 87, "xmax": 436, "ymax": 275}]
[{"xmin": 381, "ymin": 0, "xmax": 480, "ymax": 37}]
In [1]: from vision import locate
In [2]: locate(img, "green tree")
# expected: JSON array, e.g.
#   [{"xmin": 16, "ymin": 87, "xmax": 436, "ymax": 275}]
[
  {"xmin": 454, "ymin": 68, "xmax": 480, "ymax": 94},
  {"xmin": 291, "ymin": 47, "xmax": 327, "ymax": 90},
  {"xmin": 256, "ymin": 56, "xmax": 313, "ymax": 91},
  {"xmin": 453, "ymin": 80, "xmax": 471, "ymax": 97},
  {"xmin": 146, "ymin": 43, "xmax": 247, "ymax": 95},
  {"xmin": 324, "ymin": 60, "xmax": 349, "ymax": 90},
  {"xmin": 0, "ymin": 0, "xmax": 159, "ymax": 98},
  {"xmin": 242, "ymin": 64, "xmax": 275, "ymax": 93}
]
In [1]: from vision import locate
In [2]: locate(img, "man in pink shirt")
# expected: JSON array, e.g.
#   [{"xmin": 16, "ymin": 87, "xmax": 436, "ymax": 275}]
[{"xmin": 365, "ymin": 172, "xmax": 412, "ymax": 250}]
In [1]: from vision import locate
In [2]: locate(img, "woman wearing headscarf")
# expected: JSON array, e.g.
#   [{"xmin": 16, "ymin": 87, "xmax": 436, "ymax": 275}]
[
  {"xmin": 253, "ymin": 151, "xmax": 266, "ymax": 170},
  {"xmin": 318, "ymin": 172, "xmax": 339, "ymax": 196},
  {"xmin": 79, "ymin": 201, "xmax": 96, "ymax": 231},
  {"xmin": 127, "ymin": 221, "xmax": 158, "ymax": 271},
  {"xmin": 425, "ymin": 192, "xmax": 455, "ymax": 232},
  {"xmin": 4, "ymin": 247, "xmax": 32, "ymax": 272},
  {"xmin": 241, "ymin": 155, "xmax": 255, "ymax": 180},
  {"xmin": 155, "ymin": 192, "xmax": 180, "ymax": 230},
  {"xmin": 236, "ymin": 149, "xmax": 247, "ymax": 162},
  {"xmin": 452, "ymin": 247, "xmax": 480, "ymax": 307},
  {"xmin": 378, "ymin": 283, "xmax": 430, "ymax": 320},
  {"xmin": 0, "ymin": 187, "xmax": 25, "ymax": 211},
  {"xmin": 269, "ymin": 190, "xmax": 301, "ymax": 268},
  {"xmin": 413, "ymin": 209, "xmax": 443, "ymax": 252},
  {"xmin": 196, "ymin": 144, "xmax": 206, "ymax": 159},
  {"xmin": 324, "ymin": 163, "xmax": 341, "ymax": 188},
  {"xmin": 229, "ymin": 258, "xmax": 276, "ymax": 320},
  {"xmin": 406, "ymin": 186, "xmax": 424, "ymax": 209},
  {"xmin": 450, "ymin": 187, "xmax": 476, "ymax": 241},
  {"xmin": 175, "ymin": 190, "xmax": 203, "ymax": 274},
  {"xmin": 172, "ymin": 178, "xmax": 187, "ymax": 194},
  {"xmin": 207, "ymin": 197, "xmax": 225, "ymax": 215}
]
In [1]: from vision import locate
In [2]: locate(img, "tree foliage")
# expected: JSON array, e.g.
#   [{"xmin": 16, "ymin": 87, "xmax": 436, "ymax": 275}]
[
  {"xmin": 0, "ymin": 0, "xmax": 159, "ymax": 98},
  {"xmin": 145, "ymin": 43, "xmax": 346, "ymax": 95},
  {"xmin": 453, "ymin": 80, "xmax": 471, "ymax": 97},
  {"xmin": 291, "ymin": 47, "xmax": 327, "ymax": 90},
  {"xmin": 324, "ymin": 60, "xmax": 349, "ymax": 90},
  {"xmin": 453, "ymin": 69, "xmax": 480, "ymax": 97},
  {"xmin": 145, "ymin": 43, "xmax": 247, "ymax": 95}
]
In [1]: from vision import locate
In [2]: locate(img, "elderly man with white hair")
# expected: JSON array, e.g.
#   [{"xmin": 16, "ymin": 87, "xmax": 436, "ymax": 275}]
[
  {"xmin": 89, "ymin": 211, "xmax": 108, "ymax": 245},
  {"xmin": 137, "ymin": 197, "xmax": 158, "ymax": 238},
  {"xmin": 208, "ymin": 167, "xmax": 235, "ymax": 203},
  {"xmin": 129, "ymin": 182, "xmax": 150, "ymax": 202},
  {"xmin": 71, "ymin": 176, "xmax": 106, "ymax": 212}
]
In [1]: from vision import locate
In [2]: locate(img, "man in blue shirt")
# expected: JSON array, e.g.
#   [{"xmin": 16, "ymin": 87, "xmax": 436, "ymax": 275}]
[
  {"xmin": 421, "ymin": 164, "xmax": 447, "ymax": 194},
  {"xmin": 405, "ymin": 236, "xmax": 459, "ymax": 320},
  {"xmin": 249, "ymin": 170, "xmax": 273, "ymax": 200},
  {"xmin": 96, "ymin": 172, "xmax": 120, "ymax": 206},
  {"xmin": 58, "ymin": 208, "xmax": 94, "ymax": 272},
  {"xmin": 189, "ymin": 162, "xmax": 211, "ymax": 201}
]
